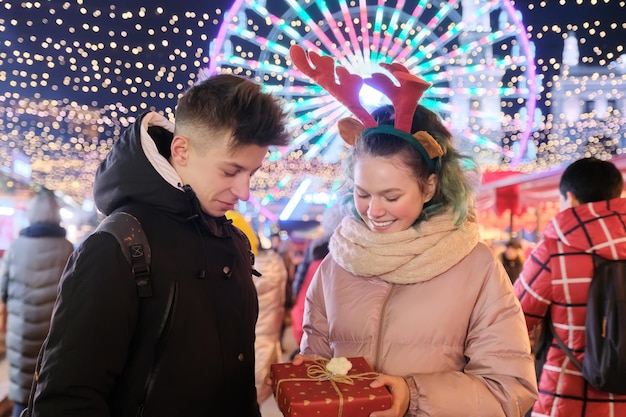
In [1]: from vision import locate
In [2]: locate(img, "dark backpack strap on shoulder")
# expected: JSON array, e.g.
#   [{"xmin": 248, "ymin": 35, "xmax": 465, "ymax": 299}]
[
  {"xmin": 95, "ymin": 212, "xmax": 152, "ymax": 298},
  {"xmin": 548, "ymin": 319, "xmax": 583, "ymax": 369}
]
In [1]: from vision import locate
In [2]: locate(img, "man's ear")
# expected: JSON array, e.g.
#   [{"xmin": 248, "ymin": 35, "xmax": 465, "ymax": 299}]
[
  {"xmin": 170, "ymin": 135, "xmax": 190, "ymax": 166},
  {"xmin": 567, "ymin": 191, "xmax": 580, "ymax": 207},
  {"xmin": 424, "ymin": 173, "xmax": 437, "ymax": 202}
]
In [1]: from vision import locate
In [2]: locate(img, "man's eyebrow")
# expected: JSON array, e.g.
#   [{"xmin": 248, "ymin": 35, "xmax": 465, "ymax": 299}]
[
  {"xmin": 221, "ymin": 162, "xmax": 245, "ymax": 170},
  {"xmin": 222, "ymin": 161, "xmax": 263, "ymax": 172}
]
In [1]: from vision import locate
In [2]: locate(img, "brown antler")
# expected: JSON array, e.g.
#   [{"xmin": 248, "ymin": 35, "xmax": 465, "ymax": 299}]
[
  {"xmin": 290, "ymin": 45, "xmax": 377, "ymax": 128},
  {"xmin": 364, "ymin": 64, "xmax": 431, "ymax": 133}
]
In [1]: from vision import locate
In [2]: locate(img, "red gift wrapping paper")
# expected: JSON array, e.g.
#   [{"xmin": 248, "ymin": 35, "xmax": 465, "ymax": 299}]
[{"xmin": 270, "ymin": 357, "xmax": 392, "ymax": 417}]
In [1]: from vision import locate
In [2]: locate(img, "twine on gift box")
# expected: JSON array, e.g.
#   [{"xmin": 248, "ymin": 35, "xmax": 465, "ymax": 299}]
[{"xmin": 274, "ymin": 359, "xmax": 381, "ymax": 417}]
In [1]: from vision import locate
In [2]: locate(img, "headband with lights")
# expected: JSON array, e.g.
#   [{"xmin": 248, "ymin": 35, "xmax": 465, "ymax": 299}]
[{"xmin": 289, "ymin": 45, "xmax": 444, "ymax": 172}]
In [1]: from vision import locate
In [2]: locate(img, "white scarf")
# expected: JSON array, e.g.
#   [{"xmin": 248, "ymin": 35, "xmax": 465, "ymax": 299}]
[{"xmin": 329, "ymin": 212, "xmax": 480, "ymax": 284}]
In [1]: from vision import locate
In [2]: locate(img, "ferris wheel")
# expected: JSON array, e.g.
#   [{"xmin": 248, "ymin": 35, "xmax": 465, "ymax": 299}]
[{"xmin": 209, "ymin": 0, "xmax": 537, "ymax": 168}]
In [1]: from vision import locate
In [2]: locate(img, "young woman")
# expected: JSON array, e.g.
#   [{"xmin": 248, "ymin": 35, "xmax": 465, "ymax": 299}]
[{"xmin": 289, "ymin": 46, "xmax": 538, "ymax": 417}]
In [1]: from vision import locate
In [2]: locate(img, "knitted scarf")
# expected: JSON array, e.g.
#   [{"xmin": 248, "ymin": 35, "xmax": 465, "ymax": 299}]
[{"xmin": 329, "ymin": 211, "xmax": 480, "ymax": 284}]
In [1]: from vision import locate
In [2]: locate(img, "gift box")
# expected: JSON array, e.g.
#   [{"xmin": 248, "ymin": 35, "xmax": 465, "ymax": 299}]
[{"xmin": 270, "ymin": 356, "xmax": 392, "ymax": 417}]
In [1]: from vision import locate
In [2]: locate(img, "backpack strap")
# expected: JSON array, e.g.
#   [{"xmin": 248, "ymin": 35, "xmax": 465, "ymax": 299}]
[
  {"xmin": 95, "ymin": 211, "xmax": 152, "ymax": 298},
  {"xmin": 548, "ymin": 319, "xmax": 583, "ymax": 369}
]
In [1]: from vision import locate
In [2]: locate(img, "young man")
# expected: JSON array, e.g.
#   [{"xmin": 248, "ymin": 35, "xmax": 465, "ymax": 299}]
[
  {"xmin": 29, "ymin": 74, "xmax": 290, "ymax": 416},
  {"xmin": 514, "ymin": 157, "xmax": 626, "ymax": 417}
]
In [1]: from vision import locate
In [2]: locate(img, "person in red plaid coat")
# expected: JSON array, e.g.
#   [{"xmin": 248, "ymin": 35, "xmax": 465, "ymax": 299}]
[{"xmin": 514, "ymin": 157, "xmax": 626, "ymax": 417}]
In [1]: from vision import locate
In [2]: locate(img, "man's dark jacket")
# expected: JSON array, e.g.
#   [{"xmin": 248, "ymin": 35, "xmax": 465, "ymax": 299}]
[{"xmin": 31, "ymin": 112, "xmax": 261, "ymax": 417}]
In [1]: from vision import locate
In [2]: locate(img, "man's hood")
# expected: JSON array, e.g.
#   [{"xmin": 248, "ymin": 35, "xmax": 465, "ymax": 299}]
[{"xmin": 93, "ymin": 112, "xmax": 190, "ymax": 217}]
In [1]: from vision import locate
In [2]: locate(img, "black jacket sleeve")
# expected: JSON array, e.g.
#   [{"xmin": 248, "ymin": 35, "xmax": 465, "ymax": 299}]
[{"xmin": 31, "ymin": 233, "xmax": 139, "ymax": 417}]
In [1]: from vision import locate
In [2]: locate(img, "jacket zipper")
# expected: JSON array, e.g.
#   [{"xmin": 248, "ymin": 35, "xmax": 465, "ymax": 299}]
[
  {"xmin": 374, "ymin": 284, "xmax": 395, "ymax": 370},
  {"xmin": 136, "ymin": 280, "xmax": 178, "ymax": 417}
]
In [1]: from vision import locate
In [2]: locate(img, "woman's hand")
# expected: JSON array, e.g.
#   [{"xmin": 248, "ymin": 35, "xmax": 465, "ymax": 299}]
[
  {"xmin": 291, "ymin": 352, "xmax": 325, "ymax": 366},
  {"xmin": 369, "ymin": 374, "xmax": 410, "ymax": 417},
  {"xmin": 264, "ymin": 353, "xmax": 327, "ymax": 386}
]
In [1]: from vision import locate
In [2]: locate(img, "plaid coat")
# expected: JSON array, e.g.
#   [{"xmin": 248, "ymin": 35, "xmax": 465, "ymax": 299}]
[{"xmin": 514, "ymin": 197, "xmax": 626, "ymax": 417}]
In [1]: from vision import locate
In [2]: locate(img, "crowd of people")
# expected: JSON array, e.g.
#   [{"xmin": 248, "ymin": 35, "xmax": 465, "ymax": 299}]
[{"xmin": 0, "ymin": 46, "xmax": 623, "ymax": 417}]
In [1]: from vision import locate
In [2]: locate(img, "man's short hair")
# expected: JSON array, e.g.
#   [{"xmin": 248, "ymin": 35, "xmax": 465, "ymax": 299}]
[
  {"xmin": 174, "ymin": 73, "xmax": 290, "ymax": 152},
  {"xmin": 559, "ymin": 157, "xmax": 624, "ymax": 203}
]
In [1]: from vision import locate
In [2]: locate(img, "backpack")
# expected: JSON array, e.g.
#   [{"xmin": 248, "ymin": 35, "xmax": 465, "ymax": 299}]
[
  {"xmin": 550, "ymin": 255, "xmax": 626, "ymax": 394},
  {"xmin": 21, "ymin": 211, "xmax": 152, "ymax": 417}
]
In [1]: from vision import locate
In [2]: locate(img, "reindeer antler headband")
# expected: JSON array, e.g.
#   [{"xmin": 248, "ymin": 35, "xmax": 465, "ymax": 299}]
[{"xmin": 289, "ymin": 45, "xmax": 444, "ymax": 172}]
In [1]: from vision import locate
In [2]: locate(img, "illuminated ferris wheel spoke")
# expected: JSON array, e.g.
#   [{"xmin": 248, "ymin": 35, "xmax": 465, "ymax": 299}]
[
  {"xmin": 299, "ymin": 101, "xmax": 345, "ymax": 125},
  {"xmin": 263, "ymin": 85, "xmax": 313, "ymax": 95},
  {"xmin": 410, "ymin": 26, "xmax": 519, "ymax": 71},
  {"xmin": 395, "ymin": 0, "xmax": 459, "ymax": 63},
  {"xmin": 264, "ymin": 86, "xmax": 334, "ymax": 105},
  {"xmin": 369, "ymin": 0, "xmax": 386, "ymax": 63},
  {"xmin": 220, "ymin": 55, "xmax": 285, "ymax": 75},
  {"xmin": 228, "ymin": 25, "xmax": 290, "ymax": 57},
  {"xmin": 284, "ymin": 0, "xmax": 351, "ymax": 67},
  {"xmin": 337, "ymin": 0, "xmax": 365, "ymax": 63},
  {"xmin": 404, "ymin": 0, "xmax": 503, "ymax": 63},
  {"xmin": 386, "ymin": 0, "xmax": 429, "ymax": 58},
  {"xmin": 409, "ymin": 24, "xmax": 465, "ymax": 65},
  {"xmin": 378, "ymin": 0, "xmax": 407, "ymax": 58},
  {"xmin": 238, "ymin": 4, "xmax": 294, "ymax": 47},
  {"xmin": 243, "ymin": 0, "xmax": 323, "ymax": 55},
  {"xmin": 294, "ymin": 100, "xmax": 343, "ymax": 122},
  {"xmin": 358, "ymin": 0, "xmax": 371, "ymax": 66},
  {"xmin": 305, "ymin": 129, "xmax": 338, "ymax": 160},
  {"xmin": 279, "ymin": 102, "xmax": 346, "ymax": 151},
  {"xmin": 315, "ymin": 1, "xmax": 361, "ymax": 67}
]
